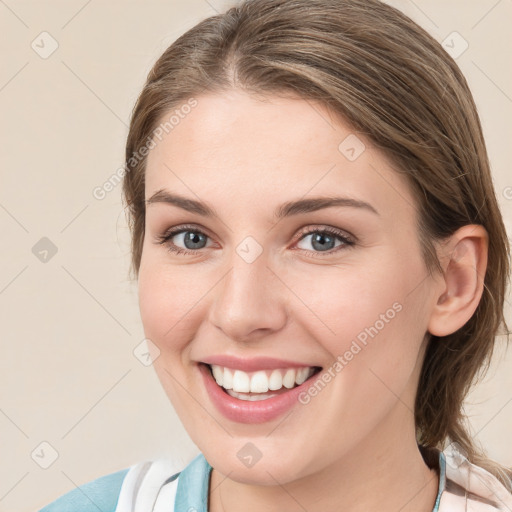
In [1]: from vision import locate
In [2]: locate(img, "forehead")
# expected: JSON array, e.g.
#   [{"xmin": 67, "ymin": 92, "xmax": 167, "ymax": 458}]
[{"xmin": 144, "ymin": 90, "xmax": 417, "ymax": 221}]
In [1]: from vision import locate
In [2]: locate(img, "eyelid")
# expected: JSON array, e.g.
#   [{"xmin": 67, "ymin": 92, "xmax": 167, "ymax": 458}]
[
  {"xmin": 293, "ymin": 224, "xmax": 357, "ymax": 244},
  {"xmin": 156, "ymin": 223, "xmax": 356, "ymax": 242},
  {"xmin": 153, "ymin": 223, "xmax": 216, "ymax": 248},
  {"xmin": 154, "ymin": 223, "xmax": 356, "ymax": 256},
  {"xmin": 155, "ymin": 223, "xmax": 213, "ymax": 241}
]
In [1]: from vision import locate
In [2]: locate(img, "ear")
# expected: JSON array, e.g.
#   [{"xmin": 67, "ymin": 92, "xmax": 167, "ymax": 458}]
[{"xmin": 427, "ymin": 224, "xmax": 488, "ymax": 337}]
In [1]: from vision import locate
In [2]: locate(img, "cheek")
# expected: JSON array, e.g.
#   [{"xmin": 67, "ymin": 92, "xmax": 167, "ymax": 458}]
[
  {"xmin": 287, "ymin": 260, "xmax": 410, "ymax": 350},
  {"xmin": 137, "ymin": 259, "xmax": 208, "ymax": 412},
  {"xmin": 289, "ymin": 255, "xmax": 428, "ymax": 398},
  {"xmin": 138, "ymin": 265, "xmax": 170, "ymax": 341},
  {"xmin": 137, "ymin": 258, "xmax": 201, "ymax": 352}
]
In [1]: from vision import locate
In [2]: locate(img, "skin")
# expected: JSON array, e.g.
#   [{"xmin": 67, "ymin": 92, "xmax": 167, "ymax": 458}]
[{"xmin": 138, "ymin": 89, "xmax": 488, "ymax": 512}]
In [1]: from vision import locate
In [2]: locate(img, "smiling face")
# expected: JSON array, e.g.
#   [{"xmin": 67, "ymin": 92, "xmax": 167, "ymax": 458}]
[{"xmin": 138, "ymin": 89, "xmax": 442, "ymax": 485}]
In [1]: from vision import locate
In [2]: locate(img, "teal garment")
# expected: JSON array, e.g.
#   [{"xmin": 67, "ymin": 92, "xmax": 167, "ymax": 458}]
[
  {"xmin": 38, "ymin": 468, "xmax": 129, "ymax": 512},
  {"xmin": 174, "ymin": 452, "xmax": 212, "ymax": 511},
  {"xmin": 433, "ymin": 451, "xmax": 446, "ymax": 512},
  {"xmin": 38, "ymin": 452, "xmax": 445, "ymax": 511}
]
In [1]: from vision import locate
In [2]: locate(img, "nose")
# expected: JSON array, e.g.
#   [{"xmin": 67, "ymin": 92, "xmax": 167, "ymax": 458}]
[{"xmin": 208, "ymin": 249, "xmax": 287, "ymax": 343}]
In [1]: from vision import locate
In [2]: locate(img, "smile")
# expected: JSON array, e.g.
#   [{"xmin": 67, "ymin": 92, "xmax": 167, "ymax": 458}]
[
  {"xmin": 198, "ymin": 362, "xmax": 323, "ymax": 423},
  {"xmin": 209, "ymin": 364, "xmax": 319, "ymax": 400}
]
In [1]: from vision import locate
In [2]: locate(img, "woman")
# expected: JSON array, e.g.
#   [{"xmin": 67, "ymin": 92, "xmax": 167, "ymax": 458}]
[{"xmin": 39, "ymin": 0, "xmax": 512, "ymax": 510}]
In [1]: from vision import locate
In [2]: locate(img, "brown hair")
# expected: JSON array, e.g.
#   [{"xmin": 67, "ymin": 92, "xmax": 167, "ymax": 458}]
[{"xmin": 122, "ymin": 0, "xmax": 512, "ymax": 489}]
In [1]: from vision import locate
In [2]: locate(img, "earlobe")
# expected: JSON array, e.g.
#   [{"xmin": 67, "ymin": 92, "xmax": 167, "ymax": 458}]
[{"xmin": 427, "ymin": 225, "xmax": 488, "ymax": 337}]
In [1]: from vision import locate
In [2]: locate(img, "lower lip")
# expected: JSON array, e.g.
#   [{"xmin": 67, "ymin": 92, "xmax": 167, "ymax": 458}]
[{"xmin": 198, "ymin": 363, "xmax": 321, "ymax": 424}]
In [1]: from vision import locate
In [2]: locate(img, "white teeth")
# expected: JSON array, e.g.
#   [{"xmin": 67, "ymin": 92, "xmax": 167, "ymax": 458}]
[
  {"xmin": 295, "ymin": 367, "xmax": 310, "ymax": 385},
  {"xmin": 226, "ymin": 389, "xmax": 278, "ymax": 401},
  {"xmin": 222, "ymin": 367, "xmax": 233, "ymax": 390},
  {"xmin": 211, "ymin": 365, "xmax": 224, "ymax": 386},
  {"xmin": 250, "ymin": 371, "xmax": 269, "ymax": 393},
  {"xmin": 282, "ymin": 369, "xmax": 296, "ymax": 389},
  {"xmin": 268, "ymin": 369, "xmax": 283, "ymax": 391},
  {"xmin": 232, "ymin": 370, "xmax": 250, "ymax": 392},
  {"xmin": 209, "ymin": 364, "xmax": 317, "ymax": 393}
]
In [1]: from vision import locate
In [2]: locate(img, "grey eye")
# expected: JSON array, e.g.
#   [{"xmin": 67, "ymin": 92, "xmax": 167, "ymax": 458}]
[
  {"xmin": 174, "ymin": 231, "xmax": 209, "ymax": 250},
  {"xmin": 297, "ymin": 232, "xmax": 344, "ymax": 252}
]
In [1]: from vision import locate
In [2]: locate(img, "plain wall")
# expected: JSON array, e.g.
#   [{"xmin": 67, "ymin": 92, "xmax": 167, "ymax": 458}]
[{"xmin": 0, "ymin": 1, "xmax": 511, "ymax": 511}]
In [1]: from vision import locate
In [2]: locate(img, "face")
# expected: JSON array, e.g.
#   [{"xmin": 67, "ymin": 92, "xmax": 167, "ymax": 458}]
[{"xmin": 138, "ymin": 89, "xmax": 441, "ymax": 485}]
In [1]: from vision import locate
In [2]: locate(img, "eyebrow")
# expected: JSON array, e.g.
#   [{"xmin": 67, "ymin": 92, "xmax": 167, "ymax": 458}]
[{"xmin": 146, "ymin": 189, "xmax": 379, "ymax": 218}]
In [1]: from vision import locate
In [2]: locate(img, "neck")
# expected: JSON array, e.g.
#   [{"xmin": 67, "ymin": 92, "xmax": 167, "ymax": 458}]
[{"xmin": 208, "ymin": 405, "xmax": 439, "ymax": 512}]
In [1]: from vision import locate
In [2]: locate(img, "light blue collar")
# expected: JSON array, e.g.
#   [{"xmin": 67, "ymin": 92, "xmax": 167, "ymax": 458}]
[
  {"xmin": 432, "ymin": 451, "xmax": 446, "ymax": 512},
  {"xmin": 174, "ymin": 453, "xmax": 213, "ymax": 512}
]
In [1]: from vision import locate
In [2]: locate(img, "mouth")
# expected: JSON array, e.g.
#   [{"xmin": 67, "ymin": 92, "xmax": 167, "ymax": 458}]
[{"xmin": 201, "ymin": 363, "xmax": 323, "ymax": 401}]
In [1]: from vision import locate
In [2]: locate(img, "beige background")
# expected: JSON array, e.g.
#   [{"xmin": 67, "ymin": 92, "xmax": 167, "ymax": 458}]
[{"xmin": 1, "ymin": 1, "xmax": 511, "ymax": 511}]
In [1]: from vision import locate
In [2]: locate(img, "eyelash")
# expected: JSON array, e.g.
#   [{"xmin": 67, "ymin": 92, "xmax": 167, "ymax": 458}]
[{"xmin": 154, "ymin": 223, "xmax": 356, "ymax": 258}]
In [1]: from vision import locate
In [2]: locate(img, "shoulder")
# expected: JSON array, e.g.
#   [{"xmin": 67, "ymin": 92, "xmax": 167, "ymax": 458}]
[
  {"xmin": 38, "ymin": 457, "xmax": 190, "ymax": 512},
  {"xmin": 38, "ymin": 467, "xmax": 131, "ymax": 512},
  {"xmin": 438, "ymin": 449, "xmax": 512, "ymax": 512}
]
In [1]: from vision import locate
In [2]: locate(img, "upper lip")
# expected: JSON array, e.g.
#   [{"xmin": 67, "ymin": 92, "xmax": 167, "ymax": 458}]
[{"xmin": 199, "ymin": 355, "xmax": 321, "ymax": 372}]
